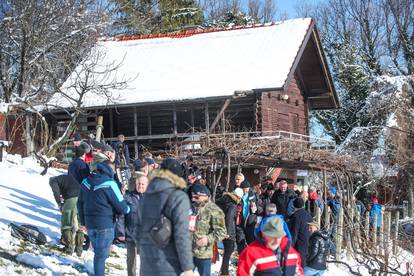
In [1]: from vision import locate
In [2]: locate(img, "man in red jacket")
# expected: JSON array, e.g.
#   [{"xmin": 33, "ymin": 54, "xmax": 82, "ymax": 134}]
[{"xmin": 237, "ymin": 216, "xmax": 304, "ymax": 276}]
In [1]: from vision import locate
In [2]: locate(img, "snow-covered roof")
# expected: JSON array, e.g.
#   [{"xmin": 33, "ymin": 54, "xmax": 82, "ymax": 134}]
[{"xmin": 50, "ymin": 18, "xmax": 314, "ymax": 109}]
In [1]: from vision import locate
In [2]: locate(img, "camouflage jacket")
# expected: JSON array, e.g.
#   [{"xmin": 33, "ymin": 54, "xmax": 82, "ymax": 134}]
[{"xmin": 192, "ymin": 200, "xmax": 227, "ymax": 259}]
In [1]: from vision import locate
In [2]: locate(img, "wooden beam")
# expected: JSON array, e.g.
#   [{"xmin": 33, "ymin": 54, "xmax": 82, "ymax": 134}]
[
  {"xmin": 204, "ymin": 102, "xmax": 210, "ymax": 133},
  {"xmin": 173, "ymin": 105, "xmax": 177, "ymax": 135},
  {"xmin": 147, "ymin": 106, "xmax": 152, "ymax": 136},
  {"xmin": 190, "ymin": 106, "xmax": 195, "ymax": 131},
  {"xmin": 210, "ymin": 98, "xmax": 231, "ymax": 132},
  {"xmin": 109, "ymin": 109, "xmax": 114, "ymax": 138},
  {"xmin": 133, "ymin": 107, "xmax": 138, "ymax": 159}
]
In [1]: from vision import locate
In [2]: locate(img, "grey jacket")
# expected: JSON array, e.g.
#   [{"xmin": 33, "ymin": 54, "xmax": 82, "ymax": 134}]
[{"xmin": 136, "ymin": 169, "xmax": 193, "ymax": 275}]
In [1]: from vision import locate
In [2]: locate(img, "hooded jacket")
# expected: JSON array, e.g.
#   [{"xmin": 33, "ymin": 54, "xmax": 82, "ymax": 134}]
[
  {"xmin": 137, "ymin": 169, "xmax": 193, "ymax": 276},
  {"xmin": 306, "ymin": 230, "xmax": 330, "ymax": 270},
  {"xmin": 191, "ymin": 199, "xmax": 226, "ymax": 259},
  {"xmin": 216, "ymin": 192, "xmax": 241, "ymax": 241},
  {"xmin": 77, "ymin": 163, "xmax": 130, "ymax": 229},
  {"xmin": 68, "ymin": 158, "xmax": 90, "ymax": 185},
  {"xmin": 370, "ymin": 202, "xmax": 382, "ymax": 227},
  {"xmin": 288, "ymin": 208, "xmax": 313, "ymax": 267},
  {"xmin": 237, "ymin": 221, "xmax": 304, "ymax": 276},
  {"xmin": 255, "ymin": 214, "xmax": 292, "ymax": 242}
]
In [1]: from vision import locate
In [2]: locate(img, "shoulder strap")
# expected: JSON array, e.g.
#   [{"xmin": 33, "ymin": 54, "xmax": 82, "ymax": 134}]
[{"xmin": 281, "ymin": 242, "xmax": 291, "ymax": 275}]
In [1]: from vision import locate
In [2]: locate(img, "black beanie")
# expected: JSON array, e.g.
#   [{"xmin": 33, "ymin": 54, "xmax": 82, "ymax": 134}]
[
  {"xmin": 73, "ymin": 133, "xmax": 82, "ymax": 142},
  {"xmin": 161, "ymin": 158, "xmax": 184, "ymax": 178},
  {"xmin": 74, "ymin": 146, "xmax": 85, "ymax": 158},
  {"xmin": 293, "ymin": 198, "xmax": 304, "ymax": 209},
  {"xmin": 240, "ymin": 180, "xmax": 251, "ymax": 188}
]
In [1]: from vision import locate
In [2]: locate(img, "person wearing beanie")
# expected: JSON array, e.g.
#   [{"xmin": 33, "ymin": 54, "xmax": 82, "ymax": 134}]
[
  {"xmin": 288, "ymin": 197, "xmax": 313, "ymax": 267},
  {"xmin": 238, "ymin": 179, "xmax": 258, "ymax": 247},
  {"xmin": 68, "ymin": 146, "xmax": 90, "ymax": 185},
  {"xmin": 238, "ymin": 216, "xmax": 304, "ymax": 276},
  {"xmin": 215, "ymin": 189, "xmax": 243, "ymax": 276},
  {"xmin": 137, "ymin": 158, "xmax": 194, "ymax": 276},
  {"xmin": 254, "ymin": 203, "xmax": 293, "ymax": 242},
  {"xmin": 304, "ymin": 221, "xmax": 330, "ymax": 276},
  {"xmin": 190, "ymin": 184, "xmax": 226, "ymax": 276}
]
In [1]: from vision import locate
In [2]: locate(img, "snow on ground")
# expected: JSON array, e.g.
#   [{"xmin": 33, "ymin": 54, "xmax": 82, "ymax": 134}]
[{"xmin": 1, "ymin": 154, "xmax": 409, "ymax": 275}]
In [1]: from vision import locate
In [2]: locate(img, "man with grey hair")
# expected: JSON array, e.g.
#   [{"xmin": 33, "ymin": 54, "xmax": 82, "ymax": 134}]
[
  {"xmin": 271, "ymin": 180, "xmax": 295, "ymax": 218},
  {"xmin": 233, "ymin": 173, "xmax": 245, "ymax": 190}
]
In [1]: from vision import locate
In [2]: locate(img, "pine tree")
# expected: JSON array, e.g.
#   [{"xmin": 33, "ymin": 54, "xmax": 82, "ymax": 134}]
[
  {"xmin": 157, "ymin": 0, "xmax": 204, "ymax": 33},
  {"xmin": 112, "ymin": 0, "xmax": 156, "ymax": 35}
]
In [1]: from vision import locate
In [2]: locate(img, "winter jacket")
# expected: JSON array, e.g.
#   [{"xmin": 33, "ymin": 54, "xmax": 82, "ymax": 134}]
[
  {"xmin": 289, "ymin": 208, "xmax": 313, "ymax": 267},
  {"xmin": 306, "ymin": 230, "xmax": 330, "ymax": 271},
  {"xmin": 77, "ymin": 163, "xmax": 130, "ymax": 230},
  {"xmin": 255, "ymin": 214, "xmax": 292, "ymax": 242},
  {"xmin": 238, "ymin": 226, "xmax": 304, "ymax": 276},
  {"xmin": 68, "ymin": 158, "xmax": 90, "ymax": 185},
  {"xmin": 328, "ymin": 197, "xmax": 341, "ymax": 218},
  {"xmin": 137, "ymin": 169, "xmax": 193, "ymax": 275},
  {"xmin": 89, "ymin": 152, "xmax": 109, "ymax": 172},
  {"xmin": 271, "ymin": 190, "xmax": 295, "ymax": 217},
  {"xmin": 112, "ymin": 141, "xmax": 130, "ymax": 165},
  {"xmin": 286, "ymin": 194, "xmax": 299, "ymax": 217},
  {"xmin": 216, "ymin": 192, "xmax": 241, "ymax": 241},
  {"xmin": 306, "ymin": 192, "xmax": 325, "ymax": 217},
  {"xmin": 49, "ymin": 175, "xmax": 80, "ymax": 207},
  {"xmin": 370, "ymin": 203, "xmax": 382, "ymax": 228},
  {"xmin": 191, "ymin": 200, "xmax": 226, "ymax": 259},
  {"xmin": 242, "ymin": 190, "xmax": 258, "ymax": 227},
  {"xmin": 124, "ymin": 191, "xmax": 143, "ymax": 243}
]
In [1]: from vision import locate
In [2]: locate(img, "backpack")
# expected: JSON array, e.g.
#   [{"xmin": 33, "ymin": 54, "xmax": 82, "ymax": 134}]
[{"xmin": 10, "ymin": 223, "xmax": 47, "ymax": 245}]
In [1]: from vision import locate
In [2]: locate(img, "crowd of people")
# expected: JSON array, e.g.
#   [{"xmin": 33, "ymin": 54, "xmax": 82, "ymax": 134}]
[{"xmin": 48, "ymin": 132, "xmax": 383, "ymax": 276}]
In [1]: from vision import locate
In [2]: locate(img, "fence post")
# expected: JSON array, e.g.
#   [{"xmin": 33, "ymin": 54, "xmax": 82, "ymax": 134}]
[
  {"xmin": 379, "ymin": 208, "xmax": 384, "ymax": 255},
  {"xmin": 315, "ymin": 206, "xmax": 321, "ymax": 228},
  {"xmin": 355, "ymin": 209, "xmax": 361, "ymax": 250},
  {"xmin": 365, "ymin": 211, "xmax": 370, "ymax": 240},
  {"xmin": 373, "ymin": 213, "xmax": 378, "ymax": 247},
  {"xmin": 393, "ymin": 210, "xmax": 400, "ymax": 255},
  {"xmin": 346, "ymin": 204, "xmax": 353, "ymax": 259},
  {"xmin": 335, "ymin": 207, "xmax": 343, "ymax": 261}
]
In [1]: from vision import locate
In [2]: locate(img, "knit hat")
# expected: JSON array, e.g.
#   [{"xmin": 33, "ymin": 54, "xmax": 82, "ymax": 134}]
[
  {"xmin": 145, "ymin": 157, "xmax": 155, "ymax": 165},
  {"xmin": 73, "ymin": 133, "xmax": 82, "ymax": 142},
  {"xmin": 372, "ymin": 198, "xmax": 379, "ymax": 204},
  {"xmin": 293, "ymin": 198, "xmax": 305, "ymax": 209},
  {"xmin": 102, "ymin": 143, "xmax": 114, "ymax": 152},
  {"xmin": 261, "ymin": 216, "xmax": 286, "ymax": 238},
  {"xmin": 192, "ymin": 184, "xmax": 210, "ymax": 196},
  {"xmin": 240, "ymin": 180, "xmax": 251, "ymax": 188},
  {"xmin": 233, "ymin": 188, "xmax": 244, "ymax": 199},
  {"xmin": 161, "ymin": 158, "xmax": 184, "ymax": 178},
  {"xmin": 329, "ymin": 186, "xmax": 337, "ymax": 195}
]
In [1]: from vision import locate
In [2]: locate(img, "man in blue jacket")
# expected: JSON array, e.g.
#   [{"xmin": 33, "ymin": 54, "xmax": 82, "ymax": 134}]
[
  {"xmin": 68, "ymin": 146, "xmax": 90, "ymax": 185},
  {"xmin": 77, "ymin": 160, "xmax": 130, "ymax": 276}
]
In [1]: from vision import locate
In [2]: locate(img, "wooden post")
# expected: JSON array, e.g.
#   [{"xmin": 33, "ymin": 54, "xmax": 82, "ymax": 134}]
[
  {"xmin": 393, "ymin": 210, "xmax": 399, "ymax": 255},
  {"xmin": 315, "ymin": 207, "xmax": 321, "ymax": 228},
  {"xmin": 133, "ymin": 107, "xmax": 138, "ymax": 159},
  {"xmin": 109, "ymin": 109, "xmax": 114, "ymax": 138},
  {"xmin": 95, "ymin": 115, "xmax": 104, "ymax": 142},
  {"xmin": 25, "ymin": 114, "xmax": 34, "ymax": 155},
  {"xmin": 190, "ymin": 107, "xmax": 195, "ymax": 132},
  {"xmin": 346, "ymin": 204, "xmax": 354, "ymax": 259},
  {"xmin": 210, "ymin": 98, "xmax": 231, "ymax": 132},
  {"xmin": 323, "ymin": 169, "xmax": 329, "ymax": 230},
  {"xmin": 373, "ymin": 213, "xmax": 378, "ymax": 246},
  {"xmin": 204, "ymin": 102, "xmax": 210, "ymax": 133},
  {"xmin": 365, "ymin": 211, "xmax": 370, "ymax": 239},
  {"xmin": 335, "ymin": 207, "xmax": 343, "ymax": 261},
  {"xmin": 355, "ymin": 209, "xmax": 361, "ymax": 250},
  {"xmin": 173, "ymin": 105, "xmax": 177, "ymax": 136},
  {"xmin": 384, "ymin": 211, "xmax": 391, "ymax": 257},
  {"xmin": 379, "ymin": 208, "xmax": 384, "ymax": 255}
]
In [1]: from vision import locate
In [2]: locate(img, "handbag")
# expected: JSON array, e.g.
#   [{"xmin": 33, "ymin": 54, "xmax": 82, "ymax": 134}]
[{"xmin": 150, "ymin": 190, "xmax": 175, "ymax": 248}]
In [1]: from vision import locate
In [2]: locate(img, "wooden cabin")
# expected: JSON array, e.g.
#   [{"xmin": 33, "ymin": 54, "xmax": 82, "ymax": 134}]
[{"xmin": 45, "ymin": 18, "xmax": 339, "ymax": 183}]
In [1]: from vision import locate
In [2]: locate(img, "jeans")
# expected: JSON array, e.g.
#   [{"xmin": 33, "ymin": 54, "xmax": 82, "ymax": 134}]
[
  {"xmin": 193, "ymin": 257, "xmax": 211, "ymax": 276},
  {"xmin": 220, "ymin": 239, "xmax": 235, "ymax": 275},
  {"xmin": 126, "ymin": 241, "xmax": 137, "ymax": 276},
  {"xmin": 304, "ymin": 266, "xmax": 325, "ymax": 276},
  {"xmin": 88, "ymin": 228, "xmax": 114, "ymax": 276}
]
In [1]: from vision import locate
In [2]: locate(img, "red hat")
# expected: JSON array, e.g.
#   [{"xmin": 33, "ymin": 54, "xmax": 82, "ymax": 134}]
[{"xmin": 372, "ymin": 198, "xmax": 379, "ymax": 204}]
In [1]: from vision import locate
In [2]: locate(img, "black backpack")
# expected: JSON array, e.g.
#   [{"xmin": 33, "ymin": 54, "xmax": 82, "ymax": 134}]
[{"xmin": 10, "ymin": 223, "xmax": 47, "ymax": 245}]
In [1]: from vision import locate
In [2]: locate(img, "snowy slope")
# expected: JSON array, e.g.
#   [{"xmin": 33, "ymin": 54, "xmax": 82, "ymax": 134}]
[
  {"xmin": 0, "ymin": 154, "xmax": 400, "ymax": 275},
  {"xmin": 48, "ymin": 18, "xmax": 312, "ymax": 109}
]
